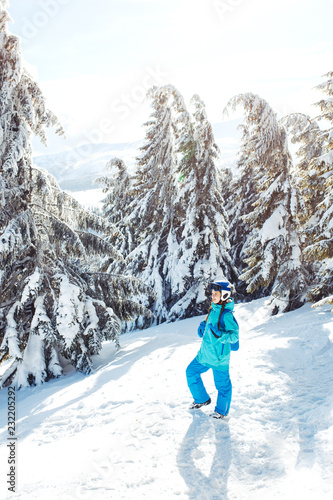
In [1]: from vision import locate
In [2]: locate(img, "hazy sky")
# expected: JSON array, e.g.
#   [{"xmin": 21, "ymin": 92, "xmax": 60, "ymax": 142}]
[{"xmin": 7, "ymin": 0, "xmax": 333, "ymax": 155}]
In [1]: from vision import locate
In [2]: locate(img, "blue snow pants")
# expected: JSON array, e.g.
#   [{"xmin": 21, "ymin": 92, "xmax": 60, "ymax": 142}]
[{"xmin": 186, "ymin": 357, "xmax": 232, "ymax": 416}]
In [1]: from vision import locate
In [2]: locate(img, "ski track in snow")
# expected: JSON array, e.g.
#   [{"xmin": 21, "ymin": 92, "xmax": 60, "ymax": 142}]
[{"xmin": 0, "ymin": 299, "xmax": 332, "ymax": 500}]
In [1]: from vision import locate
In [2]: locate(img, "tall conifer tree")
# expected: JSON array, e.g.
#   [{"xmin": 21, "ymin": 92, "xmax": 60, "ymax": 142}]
[
  {"xmin": 281, "ymin": 113, "xmax": 325, "ymax": 224},
  {"xmin": 117, "ymin": 85, "xmax": 178, "ymax": 323},
  {"xmin": 96, "ymin": 157, "xmax": 135, "ymax": 264},
  {"xmin": 222, "ymin": 124, "xmax": 261, "ymax": 299},
  {"xmin": 167, "ymin": 95, "xmax": 235, "ymax": 319},
  {"xmin": 224, "ymin": 93, "xmax": 308, "ymax": 313},
  {"xmin": 0, "ymin": 4, "xmax": 152, "ymax": 387},
  {"xmin": 302, "ymin": 73, "xmax": 333, "ymax": 305}
]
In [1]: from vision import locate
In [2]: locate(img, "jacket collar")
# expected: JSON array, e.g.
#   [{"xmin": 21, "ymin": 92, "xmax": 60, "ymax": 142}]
[{"xmin": 211, "ymin": 298, "xmax": 234, "ymax": 312}]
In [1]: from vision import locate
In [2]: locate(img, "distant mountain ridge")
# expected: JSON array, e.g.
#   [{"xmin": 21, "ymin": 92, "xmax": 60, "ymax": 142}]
[
  {"xmin": 33, "ymin": 141, "xmax": 142, "ymax": 192},
  {"xmin": 33, "ymin": 120, "xmax": 241, "ymax": 192}
]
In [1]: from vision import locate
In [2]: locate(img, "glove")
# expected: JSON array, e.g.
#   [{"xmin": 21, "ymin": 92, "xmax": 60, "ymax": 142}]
[
  {"xmin": 197, "ymin": 321, "xmax": 206, "ymax": 338},
  {"xmin": 207, "ymin": 323, "xmax": 221, "ymax": 339}
]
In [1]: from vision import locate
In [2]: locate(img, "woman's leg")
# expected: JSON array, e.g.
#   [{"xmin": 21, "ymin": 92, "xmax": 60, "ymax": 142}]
[
  {"xmin": 186, "ymin": 357, "xmax": 210, "ymax": 404},
  {"xmin": 212, "ymin": 369, "xmax": 232, "ymax": 415}
]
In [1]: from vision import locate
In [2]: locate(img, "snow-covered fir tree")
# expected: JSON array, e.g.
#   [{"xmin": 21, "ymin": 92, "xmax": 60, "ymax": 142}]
[
  {"xmin": 100, "ymin": 87, "xmax": 235, "ymax": 323},
  {"xmin": 0, "ymin": 4, "xmax": 153, "ymax": 388},
  {"xmin": 166, "ymin": 94, "xmax": 235, "ymax": 320},
  {"xmin": 221, "ymin": 123, "xmax": 262, "ymax": 300},
  {"xmin": 302, "ymin": 72, "xmax": 333, "ymax": 306},
  {"xmin": 281, "ymin": 113, "xmax": 325, "ymax": 224},
  {"xmin": 95, "ymin": 157, "xmax": 135, "ymax": 263},
  {"xmin": 110, "ymin": 84, "xmax": 179, "ymax": 324},
  {"xmin": 280, "ymin": 113, "xmax": 327, "ymax": 304},
  {"xmin": 224, "ymin": 93, "xmax": 308, "ymax": 313},
  {"xmin": 96, "ymin": 157, "xmax": 133, "ymax": 225}
]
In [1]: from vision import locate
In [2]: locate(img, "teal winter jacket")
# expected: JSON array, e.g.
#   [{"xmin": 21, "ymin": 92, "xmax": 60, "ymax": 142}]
[{"xmin": 196, "ymin": 299, "xmax": 239, "ymax": 370}]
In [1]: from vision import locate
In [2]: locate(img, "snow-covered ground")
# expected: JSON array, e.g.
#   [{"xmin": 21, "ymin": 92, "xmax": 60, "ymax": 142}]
[{"xmin": 0, "ymin": 299, "xmax": 332, "ymax": 500}]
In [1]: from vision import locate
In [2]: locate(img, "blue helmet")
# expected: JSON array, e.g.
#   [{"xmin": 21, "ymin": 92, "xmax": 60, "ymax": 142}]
[{"xmin": 208, "ymin": 280, "xmax": 232, "ymax": 300}]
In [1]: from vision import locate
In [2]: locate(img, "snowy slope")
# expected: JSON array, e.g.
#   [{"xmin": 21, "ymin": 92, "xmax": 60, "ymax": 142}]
[{"xmin": 0, "ymin": 299, "xmax": 332, "ymax": 500}]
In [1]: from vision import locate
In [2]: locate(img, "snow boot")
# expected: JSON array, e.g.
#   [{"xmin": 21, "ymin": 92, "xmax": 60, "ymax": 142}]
[
  {"xmin": 210, "ymin": 411, "xmax": 228, "ymax": 419},
  {"xmin": 189, "ymin": 398, "xmax": 211, "ymax": 409}
]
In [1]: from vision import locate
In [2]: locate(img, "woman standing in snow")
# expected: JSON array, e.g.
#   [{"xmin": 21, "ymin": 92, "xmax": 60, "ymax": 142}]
[{"xmin": 186, "ymin": 280, "xmax": 239, "ymax": 419}]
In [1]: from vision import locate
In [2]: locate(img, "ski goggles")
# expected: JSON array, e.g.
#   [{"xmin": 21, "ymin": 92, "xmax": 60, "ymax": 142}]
[
  {"xmin": 208, "ymin": 283, "xmax": 224, "ymax": 291},
  {"xmin": 208, "ymin": 283, "xmax": 231, "ymax": 300}
]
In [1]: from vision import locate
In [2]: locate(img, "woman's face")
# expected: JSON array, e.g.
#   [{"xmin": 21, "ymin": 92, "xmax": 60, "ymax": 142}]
[{"xmin": 211, "ymin": 290, "xmax": 221, "ymax": 304}]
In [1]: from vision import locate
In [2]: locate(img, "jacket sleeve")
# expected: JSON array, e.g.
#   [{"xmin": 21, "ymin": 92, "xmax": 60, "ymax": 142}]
[{"xmin": 216, "ymin": 312, "xmax": 239, "ymax": 344}]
